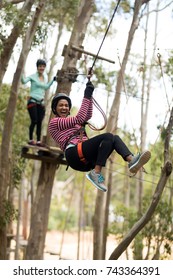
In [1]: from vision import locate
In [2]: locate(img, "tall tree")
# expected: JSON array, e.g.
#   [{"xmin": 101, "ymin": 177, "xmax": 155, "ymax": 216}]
[
  {"xmin": 42, "ymin": 0, "xmax": 79, "ymax": 131},
  {"xmin": 25, "ymin": 0, "xmax": 94, "ymax": 260},
  {"xmin": 109, "ymin": 107, "xmax": 173, "ymax": 260},
  {"xmin": 0, "ymin": 0, "xmax": 35, "ymax": 89},
  {"xmin": 133, "ymin": 0, "xmax": 160, "ymax": 259},
  {"xmin": 0, "ymin": 0, "xmax": 46, "ymax": 260},
  {"xmin": 93, "ymin": 0, "xmax": 151, "ymax": 260}
]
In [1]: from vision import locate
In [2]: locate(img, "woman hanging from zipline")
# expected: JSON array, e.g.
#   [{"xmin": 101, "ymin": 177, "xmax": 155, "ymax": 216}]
[{"xmin": 48, "ymin": 71, "xmax": 151, "ymax": 192}]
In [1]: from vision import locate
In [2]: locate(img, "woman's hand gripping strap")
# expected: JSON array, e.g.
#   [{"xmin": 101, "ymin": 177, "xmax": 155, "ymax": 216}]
[{"xmin": 84, "ymin": 67, "xmax": 94, "ymax": 100}]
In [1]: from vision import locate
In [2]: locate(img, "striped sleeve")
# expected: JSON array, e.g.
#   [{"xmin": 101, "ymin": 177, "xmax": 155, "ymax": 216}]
[{"xmin": 48, "ymin": 97, "xmax": 92, "ymax": 151}]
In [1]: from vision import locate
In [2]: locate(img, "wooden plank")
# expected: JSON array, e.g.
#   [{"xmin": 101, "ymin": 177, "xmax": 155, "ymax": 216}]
[
  {"xmin": 21, "ymin": 153, "xmax": 67, "ymax": 165},
  {"xmin": 71, "ymin": 44, "xmax": 115, "ymax": 64},
  {"xmin": 48, "ymin": 146, "xmax": 63, "ymax": 153},
  {"xmin": 21, "ymin": 145, "xmax": 67, "ymax": 165},
  {"xmin": 22, "ymin": 144, "xmax": 64, "ymax": 154},
  {"xmin": 23, "ymin": 144, "xmax": 50, "ymax": 152}
]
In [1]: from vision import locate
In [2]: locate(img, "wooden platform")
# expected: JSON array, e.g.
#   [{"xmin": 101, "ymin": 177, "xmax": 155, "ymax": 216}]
[{"xmin": 21, "ymin": 144, "xmax": 67, "ymax": 165}]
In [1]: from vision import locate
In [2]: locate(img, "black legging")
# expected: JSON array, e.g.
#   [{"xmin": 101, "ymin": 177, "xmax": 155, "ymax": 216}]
[
  {"xmin": 28, "ymin": 103, "xmax": 45, "ymax": 141},
  {"xmin": 65, "ymin": 133, "xmax": 133, "ymax": 172}
]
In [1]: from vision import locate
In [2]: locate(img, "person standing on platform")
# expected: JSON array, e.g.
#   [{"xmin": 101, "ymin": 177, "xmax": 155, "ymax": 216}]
[{"xmin": 21, "ymin": 59, "xmax": 56, "ymax": 146}]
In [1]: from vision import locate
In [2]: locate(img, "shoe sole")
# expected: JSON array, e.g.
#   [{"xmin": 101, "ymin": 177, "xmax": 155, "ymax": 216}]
[
  {"xmin": 129, "ymin": 151, "xmax": 151, "ymax": 173},
  {"xmin": 86, "ymin": 174, "xmax": 107, "ymax": 192}
]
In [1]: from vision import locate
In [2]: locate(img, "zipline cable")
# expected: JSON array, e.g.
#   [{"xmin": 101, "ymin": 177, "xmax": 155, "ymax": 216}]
[
  {"xmin": 116, "ymin": 51, "xmax": 140, "ymax": 151},
  {"xmin": 87, "ymin": 0, "xmax": 122, "ymax": 131},
  {"xmin": 152, "ymin": 52, "xmax": 173, "ymax": 146},
  {"xmin": 157, "ymin": 53, "xmax": 170, "ymax": 110},
  {"xmin": 90, "ymin": 0, "xmax": 122, "ymax": 72}
]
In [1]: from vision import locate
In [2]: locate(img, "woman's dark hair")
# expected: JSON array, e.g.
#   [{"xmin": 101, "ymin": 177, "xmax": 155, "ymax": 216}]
[{"xmin": 36, "ymin": 59, "xmax": 46, "ymax": 67}]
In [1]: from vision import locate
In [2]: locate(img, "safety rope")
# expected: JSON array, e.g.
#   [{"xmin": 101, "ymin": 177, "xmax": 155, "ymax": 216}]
[{"xmin": 87, "ymin": 97, "xmax": 107, "ymax": 131}]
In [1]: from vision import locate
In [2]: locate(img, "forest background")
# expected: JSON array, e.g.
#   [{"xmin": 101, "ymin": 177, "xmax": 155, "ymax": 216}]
[{"xmin": 0, "ymin": 0, "xmax": 173, "ymax": 261}]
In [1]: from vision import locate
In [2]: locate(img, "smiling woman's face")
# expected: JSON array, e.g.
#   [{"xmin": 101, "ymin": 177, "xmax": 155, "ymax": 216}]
[
  {"xmin": 37, "ymin": 64, "xmax": 46, "ymax": 75},
  {"xmin": 56, "ymin": 99, "xmax": 70, "ymax": 117}
]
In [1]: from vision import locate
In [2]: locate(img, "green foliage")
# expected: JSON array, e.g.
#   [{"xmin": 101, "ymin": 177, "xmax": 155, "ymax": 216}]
[
  {"xmin": 30, "ymin": 0, "xmax": 80, "ymax": 48},
  {"xmin": 55, "ymin": 164, "xmax": 74, "ymax": 181},
  {"xmin": 119, "ymin": 0, "xmax": 131, "ymax": 14},
  {"xmin": 165, "ymin": 52, "xmax": 173, "ymax": 76},
  {"xmin": 12, "ymin": 156, "xmax": 26, "ymax": 188},
  {"xmin": 48, "ymin": 197, "xmax": 77, "ymax": 231},
  {"xmin": 11, "ymin": 87, "xmax": 29, "ymax": 187},
  {"xmin": 0, "ymin": 83, "xmax": 28, "ymax": 188},
  {"xmin": 0, "ymin": 0, "xmax": 80, "ymax": 53},
  {"xmin": 94, "ymin": 0, "xmax": 131, "ymax": 25},
  {"xmin": 141, "ymin": 195, "xmax": 173, "ymax": 259},
  {"xmin": 92, "ymin": 64, "xmax": 117, "ymax": 92},
  {"xmin": 0, "ymin": 84, "xmax": 10, "ymax": 135},
  {"xmin": 43, "ymin": 0, "xmax": 79, "ymax": 28},
  {"xmin": 148, "ymin": 142, "xmax": 163, "ymax": 174},
  {"xmin": 0, "ymin": 4, "xmax": 18, "ymax": 34},
  {"xmin": 90, "ymin": 1, "xmax": 117, "ymax": 38},
  {"xmin": 50, "ymin": 169, "xmax": 95, "ymax": 231},
  {"xmin": 0, "ymin": 3, "xmax": 33, "ymax": 52},
  {"xmin": 109, "ymin": 202, "xmax": 137, "ymax": 239},
  {"xmin": 13, "ymin": 86, "xmax": 29, "ymax": 145},
  {"xmin": 109, "ymin": 192, "xmax": 173, "ymax": 259},
  {"xmin": 148, "ymin": 130, "xmax": 173, "ymax": 175},
  {"xmin": 0, "ymin": 200, "xmax": 18, "ymax": 228},
  {"xmin": 78, "ymin": 59, "xmax": 117, "ymax": 94},
  {"xmin": 32, "ymin": 22, "xmax": 49, "ymax": 48}
]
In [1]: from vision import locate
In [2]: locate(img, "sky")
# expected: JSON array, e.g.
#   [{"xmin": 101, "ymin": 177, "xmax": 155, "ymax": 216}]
[
  {"xmin": 3, "ymin": 0, "xmax": 173, "ymax": 146},
  {"xmin": 71, "ymin": 0, "xmax": 173, "ymax": 146}
]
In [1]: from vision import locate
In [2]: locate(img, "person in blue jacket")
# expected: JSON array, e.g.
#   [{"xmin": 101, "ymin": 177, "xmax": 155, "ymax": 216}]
[{"xmin": 21, "ymin": 59, "xmax": 56, "ymax": 146}]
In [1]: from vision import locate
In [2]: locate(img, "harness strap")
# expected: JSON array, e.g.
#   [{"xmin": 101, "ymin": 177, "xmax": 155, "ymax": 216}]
[
  {"xmin": 65, "ymin": 124, "xmax": 87, "ymax": 148},
  {"xmin": 77, "ymin": 142, "xmax": 87, "ymax": 164},
  {"xmin": 27, "ymin": 103, "xmax": 37, "ymax": 109},
  {"xmin": 28, "ymin": 97, "xmax": 44, "ymax": 105}
]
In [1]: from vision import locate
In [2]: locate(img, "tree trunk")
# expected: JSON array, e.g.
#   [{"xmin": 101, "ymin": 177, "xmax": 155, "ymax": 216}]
[
  {"xmin": 107, "ymin": 0, "xmax": 150, "ymax": 134},
  {"xmin": 134, "ymin": 0, "xmax": 159, "ymax": 259},
  {"xmin": 93, "ymin": 192, "xmax": 105, "ymax": 259},
  {"xmin": 102, "ymin": 158, "xmax": 113, "ymax": 259},
  {"xmin": 42, "ymin": 21, "xmax": 64, "ymax": 137},
  {"xmin": 45, "ymin": 22, "xmax": 63, "ymax": 105},
  {"xmin": 109, "ymin": 161, "xmax": 172, "ymax": 260},
  {"xmin": 109, "ymin": 107, "xmax": 173, "ymax": 260},
  {"xmin": 25, "ymin": 0, "xmax": 94, "ymax": 260},
  {"xmin": 55, "ymin": 0, "xmax": 94, "ymax": 94},
  {"xmin": 0, "ymin": 0, "xmax": 35, "ymax": 88},
  {"xmin": 93, "ymin": 0, "xmax": 150, "ymax": 260},
  {"xmin": 0, "ymin": 0, "xmax": 46, "ymax": 260},
  {"xmin": 77, "ymin": 174, "xmax": 85, "ymax": 260},
  {"xmin": 25, "ymin": 163, "xmax": 57, "ymax": 259},
  {"xmin": 134, "ymin": 2, "xmax": 150, "ymax": 259}
]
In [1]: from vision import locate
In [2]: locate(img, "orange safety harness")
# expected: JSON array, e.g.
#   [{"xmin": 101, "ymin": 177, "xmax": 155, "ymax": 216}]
[
  {"xmin": 65, "ymin": 124, "xmax": 88, "ymax": 166},
  {"xmin": 77, "ymin": 142, "xmax": 87, "ymax": 164},
  {"xmin": 77, "ymin": 125, "xmax": 88, "ymax": 164}
]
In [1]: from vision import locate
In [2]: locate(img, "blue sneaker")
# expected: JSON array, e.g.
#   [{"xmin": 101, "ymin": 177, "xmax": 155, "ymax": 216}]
[
  {"xmin": 86, "ymin": 170, "xmax": 107, "ymax": 192},
  {"xmin": 128, "ymin": 151, "xmax": 151, "ymax": 174}
]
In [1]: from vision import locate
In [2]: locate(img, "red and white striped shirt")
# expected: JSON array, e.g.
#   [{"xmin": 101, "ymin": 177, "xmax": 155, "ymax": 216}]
[{"xmin": 48, "ymin": 97, "xmax": 93, "ymax": 151}]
